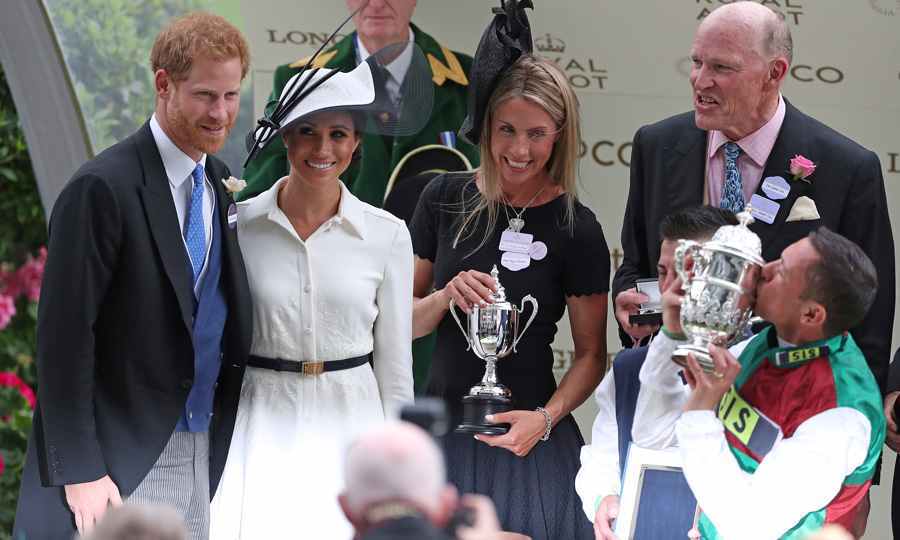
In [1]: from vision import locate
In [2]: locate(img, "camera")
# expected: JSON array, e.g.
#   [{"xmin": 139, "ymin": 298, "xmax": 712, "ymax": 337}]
[{"xmin": 399, "ymin": 397, "xmax": 450, "ymax": 437}]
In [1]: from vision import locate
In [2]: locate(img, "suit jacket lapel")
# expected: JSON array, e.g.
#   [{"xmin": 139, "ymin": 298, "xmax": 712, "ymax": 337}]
[
  {"xmin": 666, "ymin": 118, "xmax": 707, "ymax": 212},
  {"xmin": 135, "ymin": 122, "xmax": 195, "ymax": 333},
  {"xmin": 206, "ymin": 157, "xmax": 252, "ymax": 356},
  {"xmin": 749, "ymin": 100, "xmax": 814, "ymax": 258}
]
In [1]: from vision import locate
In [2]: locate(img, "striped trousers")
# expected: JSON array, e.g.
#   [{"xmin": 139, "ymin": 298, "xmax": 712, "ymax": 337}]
[{"xmin": 128, "ymin": 431, "xmax": 210, "ymax": 540}]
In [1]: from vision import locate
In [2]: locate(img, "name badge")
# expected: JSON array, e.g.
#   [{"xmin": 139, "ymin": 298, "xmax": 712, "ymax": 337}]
[
  {"xmin": 501, "ymin": 251, "xmax": 530, "ymax": 271},
  {"xmin": 499, "ymin": 230, "xmax": 533, "ymax": 254},
  {"xmin": 761, "ymin": 176, "xmax": 791, "ymax": 200},
  {"xmin": 748, "ymin": 194, "xmax": 779, "ymax": 225},
  {"xmin": 529, "ymin": 241, "xmax": 548, "ymax": 261},
  {"xmin": 773, "ymin": 345, "xmax": 829, "ymax": 368},
  {"xmin": 227, "ymin": 203, "xmax": 238, "ymax": 229},
  {"xmin": 717, "ymin": 386, "xmax": 782, "ymax": 458}
]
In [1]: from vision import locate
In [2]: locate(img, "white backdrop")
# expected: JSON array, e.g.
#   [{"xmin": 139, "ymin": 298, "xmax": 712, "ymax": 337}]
[{"xmin": 238, "ymin": 2, "xmax": 900, "ymax": 534}]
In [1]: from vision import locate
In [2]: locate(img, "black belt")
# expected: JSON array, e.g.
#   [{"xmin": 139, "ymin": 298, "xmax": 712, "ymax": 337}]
[{"xmin": 247, "ymin": 353, "xmax": 372, "ymax": 376}]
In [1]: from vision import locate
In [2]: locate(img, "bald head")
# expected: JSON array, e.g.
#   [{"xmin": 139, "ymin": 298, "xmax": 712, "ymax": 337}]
[
  {"xmin": 342, "ymin": 422, "xmax": 449, "ymax": 517},
  {"xmin": 701, "ymin": 1, "xmax": 792, "ymax": 64}
]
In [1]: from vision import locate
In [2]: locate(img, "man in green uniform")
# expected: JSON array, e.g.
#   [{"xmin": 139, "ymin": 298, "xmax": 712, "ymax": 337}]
[{"xmin": 242, "ymin": 0, "xmax": 478, "ymax": 391}]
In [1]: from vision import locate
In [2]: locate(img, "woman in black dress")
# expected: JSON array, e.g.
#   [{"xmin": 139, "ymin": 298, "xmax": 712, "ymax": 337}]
[{"xmin": 409, "ymin": 46, "xmax": 609, "ymax": 539}]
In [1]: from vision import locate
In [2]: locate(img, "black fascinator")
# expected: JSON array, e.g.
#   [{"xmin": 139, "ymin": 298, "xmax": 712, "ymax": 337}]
[{"xmin": 458, "ymin": 0, "xmax": 534, "ymax": 146}]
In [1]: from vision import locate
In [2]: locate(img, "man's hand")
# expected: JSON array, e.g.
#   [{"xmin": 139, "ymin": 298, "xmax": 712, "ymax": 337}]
[
  {"xmin": 64, "ymin": 475, "xmax": 122, "ymax": 534},
  {"xmin": 661, "ymin": 276, "xmax": 685, "ymax": 337},
  {"xmin": 593, "ymin": 495, "xmax": 620, "ymax": 540},
  {"xmin": 455, "ymin": 493, "xmax": 502, "ymax": 540},
  {"xmin": 683, "ymin": 346, "xmax": 740, "ymax": 411},
  {"xmin": 614, "ymin": 288, "xmax": 658, "ymax": 343},
  {"xmin": 884, "ymin": 391, "xmax": 900, "ymax": 452}
]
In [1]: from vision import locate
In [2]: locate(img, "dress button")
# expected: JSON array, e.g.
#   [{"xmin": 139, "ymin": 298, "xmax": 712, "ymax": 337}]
[
  {"xmin": 188, "ymin": 411, "xmax": 193, "ymax": 420},
  {"xmin": 181, "ymin": 379, "xmax": 193, "ymax": 389},
  {"xmin": 304, "ymin": 327, "xmax": 312, "ymax": 334},
  {"xmin": 303, "ymin": 285, "xmax": 311, "ymax": 293}
]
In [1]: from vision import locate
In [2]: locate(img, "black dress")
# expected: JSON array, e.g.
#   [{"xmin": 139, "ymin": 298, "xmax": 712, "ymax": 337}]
[{"xmin": 410, "ymin": 173, "xmax": 610, "ymax": 540}]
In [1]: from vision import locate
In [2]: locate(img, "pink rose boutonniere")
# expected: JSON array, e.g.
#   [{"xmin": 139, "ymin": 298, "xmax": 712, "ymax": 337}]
[{"xmin": 789, "ymin": 155, "xmax": 816, "ymax": 183}]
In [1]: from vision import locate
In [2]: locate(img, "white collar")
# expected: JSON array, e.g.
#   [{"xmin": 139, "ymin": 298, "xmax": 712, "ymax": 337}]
[
  {"xmin": 241, "ymin": 178, "xmax": 368, "ymax": 240},
  {"xmin": 355, "ymin": 26, "xmax": 415, "ymax": 85},
  {"xmin": 150, "ymin": 114, "xmax": 207, "ymax": 187}
]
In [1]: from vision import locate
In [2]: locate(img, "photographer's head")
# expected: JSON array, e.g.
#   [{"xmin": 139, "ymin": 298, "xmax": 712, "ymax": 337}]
[
  {"xmin": 658, "ymin": 206, "xmax": 738, "ymax": 291},
  {"xmin": 755, "ymin": 227, "xmax": 877, "ymax": 343},
  {"xmin": 339, "ymin": 422, "xmax": 457, "ymax": 534}
]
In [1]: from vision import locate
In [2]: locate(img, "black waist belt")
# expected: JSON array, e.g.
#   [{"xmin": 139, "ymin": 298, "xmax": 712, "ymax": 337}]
[{"xmin": 247, "ymin": 353, "xmax": 372, "ymax": 376}]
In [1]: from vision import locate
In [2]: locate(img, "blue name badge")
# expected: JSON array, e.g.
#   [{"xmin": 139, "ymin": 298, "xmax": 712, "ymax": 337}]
[
  {"xmin": 749, "ymin": 194, "xmax": 779, "ymax": 225},
  {"xmin": 761, "ymin": 176, "xmax": 790, "ymax": 200}
]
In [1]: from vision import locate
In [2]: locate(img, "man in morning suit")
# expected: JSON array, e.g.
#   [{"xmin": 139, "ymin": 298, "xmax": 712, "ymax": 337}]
[
  {"xmin": 14, "ymin": 13, "xmax": 252, "ymax": 539},
  {"xmin": 613, "ymin": 1, "xmax": 894, "ymax": 393}
]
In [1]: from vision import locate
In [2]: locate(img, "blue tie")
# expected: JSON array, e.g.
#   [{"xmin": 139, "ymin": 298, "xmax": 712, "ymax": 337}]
[
  {"xmin": 720, "ymin": 142, "xmax": 744, "ymax": 214},
  {"xmin": 184, "ymin": 163, "xmax": 206, "ymax": 285}
]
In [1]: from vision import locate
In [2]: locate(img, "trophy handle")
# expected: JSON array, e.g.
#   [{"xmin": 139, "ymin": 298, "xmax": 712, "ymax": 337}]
[
  {"xmin": 512, "ymin": 295, "xmax": 539, "ymax": 353},
  {"xmin": 674, "ymin": 240, "xmax": 700, "ymax": 283},
  {"xmin": 448, "ymin": 298, "xmax": 472, "ymax": 351}
]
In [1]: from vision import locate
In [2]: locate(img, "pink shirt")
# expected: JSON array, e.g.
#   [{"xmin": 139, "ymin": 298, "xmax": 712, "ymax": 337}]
[{"xmin": 707, "ymin": 96, "xmax": 786, "ymax": 206}]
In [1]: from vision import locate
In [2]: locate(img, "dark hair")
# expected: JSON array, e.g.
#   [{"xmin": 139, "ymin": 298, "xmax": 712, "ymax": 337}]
[
  {"xmin": 804, "ymin": 227, "xmax": 877, "ymax": 336},
  {"xmin": 659, "ymin": 206, "xmax": 738, "ymax": 242}
]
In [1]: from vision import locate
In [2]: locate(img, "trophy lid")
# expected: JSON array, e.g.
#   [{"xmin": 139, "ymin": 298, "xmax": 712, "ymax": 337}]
[
  {"xmin": 707, "ymin": 206, "xmax": 765, "ymax": 265},
  {"xmin": 489, "ymin": 265, "xmax": 510, "ymax": 304}
]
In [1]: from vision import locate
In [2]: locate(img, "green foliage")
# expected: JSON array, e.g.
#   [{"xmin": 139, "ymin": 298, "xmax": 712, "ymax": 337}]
[
  {"xmin": 45, "ymin": 0, "xmax": 212, "ymax": 152},
  {"xmin": 0, "ymin": 64, "xmax": 43, "ymax": 539}
]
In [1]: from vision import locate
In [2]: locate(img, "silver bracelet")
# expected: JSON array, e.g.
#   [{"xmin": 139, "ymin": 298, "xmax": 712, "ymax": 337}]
[{"xmin": 535, "ymin": 406, "xmax": 552, "ymax": 441}]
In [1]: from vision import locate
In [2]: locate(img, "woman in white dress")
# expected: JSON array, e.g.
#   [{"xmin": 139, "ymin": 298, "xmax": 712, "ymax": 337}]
[{"xmin": 209, "ymin": 43, "xmax": 431, "ymax": 538}]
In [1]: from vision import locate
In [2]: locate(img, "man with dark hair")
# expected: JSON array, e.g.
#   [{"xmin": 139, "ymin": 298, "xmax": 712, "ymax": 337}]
[
  {"xmin": 614, "ymin": 1, "xmax": 894, "ymax": 393},
  {"xmin": 632, "ymin": 227, "xmax": 885, "ymax": 539},
  {"xmin": 576, "ymin": 205, "xmax": 736, "ymax": 538},
  {"xmin": 14, "ymin": 13, "xmax": 252, "ymax": 539}
]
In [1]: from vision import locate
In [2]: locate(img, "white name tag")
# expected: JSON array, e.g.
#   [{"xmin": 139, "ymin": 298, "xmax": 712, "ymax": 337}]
[
  {"xmin": 749, "ymin": 194, "xmax": 779, "ymax": 224},
  {"xmin": 761, "ymin": 176, "xmax": 790, "ymax": 200},
  {"xmin": 501, "ymin": 251, "xmax": 531, "ymax": 271},
  {"xmin": 499, "ymin": 230, "xmax": 533, "ymax": 254}
]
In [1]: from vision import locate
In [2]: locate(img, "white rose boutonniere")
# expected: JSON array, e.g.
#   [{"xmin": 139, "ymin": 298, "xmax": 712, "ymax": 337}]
[{"xmin": 222, "ymin": 175, "xmax": 247, "ymax": 194}]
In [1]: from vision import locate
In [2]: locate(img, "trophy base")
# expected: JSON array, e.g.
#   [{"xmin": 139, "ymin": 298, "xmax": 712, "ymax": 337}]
[
  {"xmin": 672, "ymin": 345, "xmax": 717, "ymax": 374},
  {"xmin": 455, "ymin": 394, "xmax": 512, "ymax": 435}
]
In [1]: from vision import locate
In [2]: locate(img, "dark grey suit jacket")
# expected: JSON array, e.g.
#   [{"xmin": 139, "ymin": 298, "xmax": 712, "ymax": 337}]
[
  {"xmin": 613, "ymin": 100, "xmax": 895, "ymax": 391},
  {"xmin": 14, "ymin": 122, "xmax": 252, "ymax": 538}
]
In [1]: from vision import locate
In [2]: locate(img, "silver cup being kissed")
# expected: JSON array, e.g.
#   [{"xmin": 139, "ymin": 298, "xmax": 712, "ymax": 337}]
[
  {"xmin": 672, "ymin": 208, "xmax": 764, "ymax": 373},
  {"xmin": 450, "ymin": 265, "xmax": 538, "ymax": 435}
]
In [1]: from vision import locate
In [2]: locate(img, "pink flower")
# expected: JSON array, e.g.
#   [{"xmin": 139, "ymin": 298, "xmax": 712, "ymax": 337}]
[
  {"xmin": 0, "ymin": 265, "xmax": 21, "ymax": 298},
  {"xmin": 0, "ymin": 371, "xmax": 37, "ymax": 409},
  {"xmin": 17, "ymin": 247, "xmax": 47, "ymax": 302},
  {"xmin": 789, "ymin": 155, "xmax": 816, "ymax": 182},
  {"xmin": 0, "ymin": 294, "xmax": 16, "ymax": 330},
  {"xmin": 0, "ymin": 450, "xmax": 4, "ymax": 477}
]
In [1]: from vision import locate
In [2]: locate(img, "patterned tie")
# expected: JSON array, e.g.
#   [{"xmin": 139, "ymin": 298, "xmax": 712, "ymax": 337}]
[
  {"xmin": 720, "ymin": 142, "xmax": 744, "ymax": 214},
  {"xmin": 184, "ymin": 163, "xmax": 206, "ymax": 285}
]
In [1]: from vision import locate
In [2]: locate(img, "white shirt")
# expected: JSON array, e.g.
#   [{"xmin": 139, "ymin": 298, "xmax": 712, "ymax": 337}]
[
  {"xmin": 356, "ymin": 27, "xmax": 415, "ymax": 107},
  {"xmin": 149, "ymin": 114, "xmax": 215, "ymax": 294},
  {"xmin": 236, "ymin": 178, "xmax": 414, "ymax": 414},
  {"xmin": 575, "ymin": 369, "xmax": 624, "ymax": 521},
  {"xmin": 633, "ymin": 332, "xmax": 872, "ymax": 539}
]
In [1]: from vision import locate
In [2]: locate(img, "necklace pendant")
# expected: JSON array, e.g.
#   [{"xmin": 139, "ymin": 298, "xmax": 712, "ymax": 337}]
[{"xmin": 509, "ymin": 217, "xmax": 525, "ymax": 233}]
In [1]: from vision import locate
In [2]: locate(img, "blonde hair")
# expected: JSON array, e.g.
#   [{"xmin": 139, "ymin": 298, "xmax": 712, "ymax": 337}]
[
  {"xmin": 454, "ymin": 54, "xmax": 581, "ymax": 251},
  {"xmin": 150, "ymin": 12, "xmax": 250, "ymax": 81}
]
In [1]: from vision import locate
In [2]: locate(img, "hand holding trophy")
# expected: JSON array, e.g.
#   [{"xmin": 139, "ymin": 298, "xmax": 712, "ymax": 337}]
[{"xmin": 450, "ymin": 266, "xmax": 538, "ymax": 434}]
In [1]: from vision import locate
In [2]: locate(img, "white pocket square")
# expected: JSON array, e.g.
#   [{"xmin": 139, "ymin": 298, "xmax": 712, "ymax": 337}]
[{"xmin": 786, "ymin": 196, "xmax": 820, "ymax": 222}]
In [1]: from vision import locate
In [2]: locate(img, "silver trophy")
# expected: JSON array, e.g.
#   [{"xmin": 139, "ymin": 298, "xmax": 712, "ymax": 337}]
[
  {"xmin": 672, "ymin": 208, "xmax": 764, "ymax": 372},
  {"xmin": 449, "ymin": 265, "xmax": 538, "ymax": 434}
]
